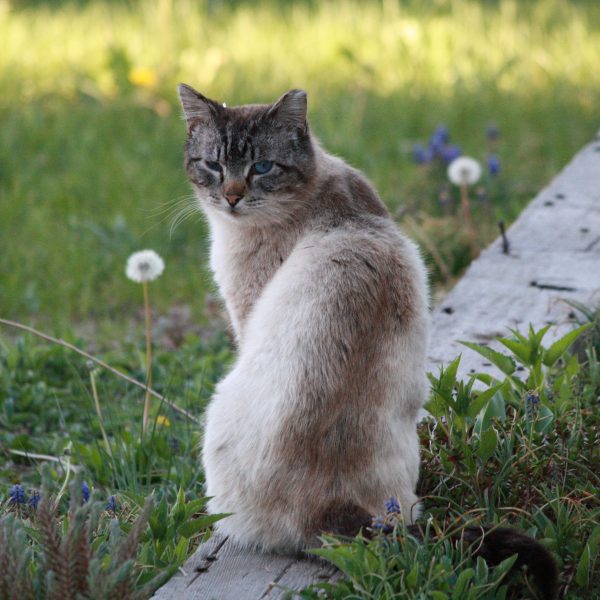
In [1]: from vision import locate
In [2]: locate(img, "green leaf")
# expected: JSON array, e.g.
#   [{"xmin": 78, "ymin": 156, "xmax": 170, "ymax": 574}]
[
  {"xmin": 184, "ymin": 498, "xmax": 209, "ymax": 519},
  {"xmin": 575, "ymin": 543, "xmax": 591, "ymax": 587},
  {"xmin": 405, "ymin": 562, "xmax": 419, "ymax": 588},
  {"xmin": 475, "ymin": 392, "xmax": 506, "ymax": 435},
  {"xmin": 497, "ymin": 337, "xmax": 531, "ymax": 365},
  {"xmin": 459, "ymin": 342, "xmax": 516, "ymax": 375},
  {"xmin": 467, "ymin": 384, "xmax": 503, "ymax": 419},
  {"xmin": 543, "ymin": 324, "xmax": 592, "ymax": 367},
  {"xmin": 149, "ymin": 496, "xmax": 168, "ymax": 542},
  {"xmin": 533, "ymin": 405, "xmax": 555, "ymax": 435},
  {"xmin": 452, "ymin": 568, "xmax": 474, "ymax": 598},
  {"xmin": 476, "ymin": 428, "xmax": 498, "ymax": 463},
  {"xmin": 177, "ymin": 513, "xmax": 230, "ymax": 538}
]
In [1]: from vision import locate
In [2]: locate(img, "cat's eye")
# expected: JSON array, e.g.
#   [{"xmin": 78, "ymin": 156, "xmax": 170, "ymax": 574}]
[
  {"xmin": 205, "ymin": 160, "xmax": 223, "ymax": 173},
  {"xmin": 252, "ymin": 160, "xmax": 273, "ymax": 175}
]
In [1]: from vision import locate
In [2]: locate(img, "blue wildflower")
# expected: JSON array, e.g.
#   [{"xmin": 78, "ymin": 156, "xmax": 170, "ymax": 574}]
[
  {"xmin": 28, "ymin": 491, "xmax": 41, "ymax": 509},
  {"xmin": 527, "ymin": 392, "xmax": 540, "ymax": 406},
  {"xmin": 487, "ymin": 155, "xmax": 501, "ymax": 176},
  {"xmin": 107, "ymin": 495, "xmax": 119, "ymax": 513},
  {"xmin": 82, "ymin": 482, "xmax": 90, "ymax": 503},
  {"xmin": 486, "ymin": 124, "xmax": 500, "ymax": 141},
  {"xmin": 9, "ymin": 484, "xmax": 26, "ymax": 505},
  {"xmin": 371, "ymin": 515, "xmax": 393, "ymax": 534},
  {"xmin": 385, "ymin": 496, "xmax": 401, "ymax": 515},
  {"xmin": 431, "ymin": 124, "xmax": 450, "ymax": 146},
  {"xmin": 440, "ymin": 144, "xmax": 461, "ymax": 165},
  {"xmin": 412, "ymin": 143, "xmax": 432, "ymax": 165}
]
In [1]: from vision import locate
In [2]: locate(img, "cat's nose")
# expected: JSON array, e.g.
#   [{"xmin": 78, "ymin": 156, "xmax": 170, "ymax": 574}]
[{"xmin": 223, "ymin": 181, "xmax": 246, "ymax": 207}]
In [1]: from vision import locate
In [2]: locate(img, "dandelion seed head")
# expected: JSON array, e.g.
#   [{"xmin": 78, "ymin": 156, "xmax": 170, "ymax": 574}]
[
  {"xmin": 126, "ymin": 250, "xmax": 165, "ymax": 283},
  {"xmin": 447, "ymin": 156, "xmax": 482, "ymax": 186}
]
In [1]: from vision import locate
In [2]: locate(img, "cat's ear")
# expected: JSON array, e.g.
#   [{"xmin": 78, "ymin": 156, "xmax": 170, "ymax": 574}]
[
  {"xmin": 177, "ymin": 83, "xmax": 222, "ymax": 132},
  {"xmin": 268, "ymin": 89, "xmax": 308, "ymax": 133}
]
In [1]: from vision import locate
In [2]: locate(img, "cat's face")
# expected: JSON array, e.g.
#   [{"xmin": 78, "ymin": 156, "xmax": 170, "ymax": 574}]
[{"xmin": 178, "ymin": 85, "xmax": 316, "ymax": 225}]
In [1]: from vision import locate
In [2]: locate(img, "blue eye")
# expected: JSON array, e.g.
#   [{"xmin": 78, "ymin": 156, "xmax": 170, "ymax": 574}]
[
  {"xmin": 205, "ymin": 161, "xmax": 222, "ymax": 172},
  {"xmin": 252, "ymin": 160, "xmax": 273, "ymax": 175}
]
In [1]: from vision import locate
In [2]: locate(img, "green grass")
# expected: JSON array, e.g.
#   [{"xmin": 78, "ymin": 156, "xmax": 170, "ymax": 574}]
[
  {"xmin": 1, "ymin": 2, "xmax": 599, "ymax": 597},
  {"xmin": 1, "ymin": 0, "xmax": 600, "ymax": 335},
  {"xmin": 1, "ymin": 310, "xmax": 598, "ymax": 598}
]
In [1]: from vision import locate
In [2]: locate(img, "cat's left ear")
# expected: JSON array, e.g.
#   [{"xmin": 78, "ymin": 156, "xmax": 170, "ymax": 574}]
[
  {"xmin": 268, "ymin": 89, "xmax": 308, "ymax": 133},
  {"xmin": 177, "ymin": 83, "xmax": 223, "ymax": 133}
]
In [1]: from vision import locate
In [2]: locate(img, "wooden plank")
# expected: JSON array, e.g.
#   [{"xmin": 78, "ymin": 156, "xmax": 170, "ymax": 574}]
[
  {"xmin": 429, "ymin": 132, "xmax": 600, "ymax": 381},
  {"xmin": 262, "ymin": 558, "xmax": 341, "ymax": 598},
  {"xmin": 155, "ymin": 132, "xmax": 600, "ymax": 599}
]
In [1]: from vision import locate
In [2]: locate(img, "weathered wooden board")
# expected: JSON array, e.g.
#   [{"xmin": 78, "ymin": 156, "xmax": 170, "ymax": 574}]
[{"xmin": 154, "ymin": 132, "xmax": 600, "ymax": 599}]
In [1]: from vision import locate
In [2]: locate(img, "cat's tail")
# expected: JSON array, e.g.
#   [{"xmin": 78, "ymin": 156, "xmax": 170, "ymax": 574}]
[
  {"xmin": 460, "ymin": 525, "xmax": 558, "ymax": 600},
  {"xmin": 315, "ymin": 506, "xmax": 558, "ymax": 600}
]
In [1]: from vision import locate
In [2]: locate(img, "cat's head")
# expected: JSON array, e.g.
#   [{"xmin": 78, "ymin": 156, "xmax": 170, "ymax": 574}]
[{"xmin": 178, "ymin": 84, "xmax": 316, "ymax": 225}]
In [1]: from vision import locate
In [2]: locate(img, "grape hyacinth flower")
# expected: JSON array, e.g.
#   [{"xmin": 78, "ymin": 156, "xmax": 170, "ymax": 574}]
[
  {"xmin": 107, "ymin": 495, "xmax": 119, "ymax": 513},
  {"xmin": 9, "ymin": 484, "xmax": 26, "ymax": 505},
  {"xmin": 82, "ymin": 481, "xmax": 90, "ymax": 503},
  {"xmin": 487, "ymin": 154, "xmax": 501, "ymax": 176},
  {"xmin": 28, "ymin": 491, "xmax": 41, "ymax": 509},
  {"xmin": 126, "ymin": 250, "xmax": 165, "ymax": 434},
  {"xmin": 448, "ymin": 156, "xmax": 482, "ymax": 259},
  {"xmin": 385, "ymin": 496, "xmax": 401, "ymax": 515},
  {"xmin": 412, "ymin": 143, "xmax": 432, "ymax": 165},
  {"xmin": 440, "ymin": 144, "xmax": 461, "ymax": 165},
  {"xmin": 371, "ymin": 515, "xmax": 392, "ymax": 533},
  {"xmin": 429, "ymin": 124, "xmax": 450, "ymax": 155}
]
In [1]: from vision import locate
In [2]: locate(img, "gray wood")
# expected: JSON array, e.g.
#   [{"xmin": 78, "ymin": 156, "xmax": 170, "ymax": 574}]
[
  {"xmin": 263, "ymin": 558, "xmax": 341, "ymax": 598},
  {"xmin": 155, "ymin": 132, "xmax": 600, "ymax": 598}
]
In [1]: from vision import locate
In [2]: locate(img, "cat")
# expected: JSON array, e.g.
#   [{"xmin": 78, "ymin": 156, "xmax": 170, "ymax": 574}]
[{"xmin": 177, "ymin": 85, "xmax": 558, "ymax": 600}]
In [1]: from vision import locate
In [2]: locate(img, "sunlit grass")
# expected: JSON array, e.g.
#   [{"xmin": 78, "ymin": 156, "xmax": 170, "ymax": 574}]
[{"xmin": 1, "ymin": 0, "xmax": 599, "ymax": 334}]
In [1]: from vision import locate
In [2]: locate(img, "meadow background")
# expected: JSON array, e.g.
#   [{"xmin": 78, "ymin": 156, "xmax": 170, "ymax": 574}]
[
  {"xmin": 2, "ymin": 0, "xmax": 600, "ymax": 337},
  {"xmin": 1, "ymin": 1, "xmax": 599, "ymax": 598}
]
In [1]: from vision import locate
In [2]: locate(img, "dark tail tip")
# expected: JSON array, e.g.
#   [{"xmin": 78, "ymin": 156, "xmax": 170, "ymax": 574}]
[
  {"xmin": 313, "ymin": 501, "xmax": 373, "ymax": 538},
  {"xmin": 463, "ymin": 526, "xmax": 559, "ymax": 600}
]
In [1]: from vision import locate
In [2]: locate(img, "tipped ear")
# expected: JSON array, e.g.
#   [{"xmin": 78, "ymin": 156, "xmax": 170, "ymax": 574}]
[
  {"xmin": 177, "ymin": 83, "xmax": 222, "ymax": 130},
  {"xmin": 268, "ymin": 89, "xmax": 308, "ymax": 132}
]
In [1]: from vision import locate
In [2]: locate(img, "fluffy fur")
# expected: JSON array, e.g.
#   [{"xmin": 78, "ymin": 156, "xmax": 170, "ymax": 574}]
[{"xmin": 178, "ymin": 85, "xmax": 430, "ymax": 552}]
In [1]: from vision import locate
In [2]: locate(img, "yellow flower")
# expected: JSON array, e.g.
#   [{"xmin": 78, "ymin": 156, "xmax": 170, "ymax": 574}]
[
  {"xmin": 129, "ymin": 67, "xmax": 157, "ymax": 89},
  {"xmin": 155, "ymin": 415, "xmax": 171, "ymax": 428}
]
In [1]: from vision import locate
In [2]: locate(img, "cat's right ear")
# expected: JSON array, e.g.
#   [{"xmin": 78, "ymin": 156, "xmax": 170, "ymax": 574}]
[{"xmin": 177, "ymin": 84, "xmax": 222, "ymax": 133}]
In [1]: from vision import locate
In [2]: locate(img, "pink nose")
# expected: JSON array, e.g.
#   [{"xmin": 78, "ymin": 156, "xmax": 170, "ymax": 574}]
[
  {"xmin": 223, "ymin": 181, "xmax": 246, "ymax": 207},
  {"xmin": 225, "ymin": 192, "xmax": 244, "ymax": 206}
]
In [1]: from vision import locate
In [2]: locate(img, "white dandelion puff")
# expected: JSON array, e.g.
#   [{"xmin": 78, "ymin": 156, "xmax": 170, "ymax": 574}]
[
  {"xmin": 447, "ymin": 156, "xmax": 482, "ymax": 186},
  {"xmin": 126, "ymin": 250, "xmax": 165, "ymax": 283}
]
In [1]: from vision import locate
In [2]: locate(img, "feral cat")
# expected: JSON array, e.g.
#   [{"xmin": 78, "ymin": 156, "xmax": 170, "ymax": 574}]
[
  {"xmin": 177, "ymin": 86, "xmax": 558, "ymax": 600},
  {"xmin": 178, "ymin": 85, "xmax": 429, "ymax": 549}
]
